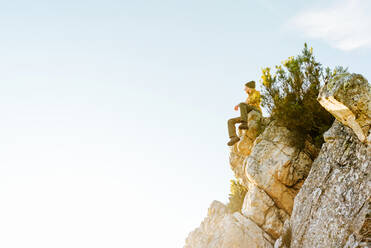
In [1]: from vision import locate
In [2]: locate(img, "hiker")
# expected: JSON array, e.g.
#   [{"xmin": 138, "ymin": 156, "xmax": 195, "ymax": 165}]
[{"xmin": 227, "ymin": 81, "xmax": 262, "ymax": 146}]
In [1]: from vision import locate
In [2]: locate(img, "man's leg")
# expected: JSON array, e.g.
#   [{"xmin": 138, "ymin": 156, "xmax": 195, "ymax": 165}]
[
  {"xmin": 227, "ymin": 117, "xmax": 243, "ymax": 146},
  {"xmin": 228, "ymin": 117, "xmax": 243, "ymax": 138},
  {"xmin": 239, "ymin": 103, "xmax": 256, "ymax": 122}
]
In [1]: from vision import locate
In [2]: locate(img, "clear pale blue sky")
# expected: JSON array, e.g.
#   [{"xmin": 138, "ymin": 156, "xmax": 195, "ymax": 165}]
[{"xmin": 0, "ymin": 0, "xmax": 370, "ymax": 247}]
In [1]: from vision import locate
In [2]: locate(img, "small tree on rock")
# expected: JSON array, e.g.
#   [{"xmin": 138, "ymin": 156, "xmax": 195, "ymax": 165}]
[
  {"xmin": 260, "ymin": 44, "xmax": 346, "ymax": 147},
  {"xmin": 226, "ymin": 180, "xmax": 248, "ymax": 213}
]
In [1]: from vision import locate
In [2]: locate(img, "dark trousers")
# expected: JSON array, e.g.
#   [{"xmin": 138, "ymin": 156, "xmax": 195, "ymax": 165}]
[{"xmin": 227, "ymin": 103, "xmax": 259, "ymax": 138}]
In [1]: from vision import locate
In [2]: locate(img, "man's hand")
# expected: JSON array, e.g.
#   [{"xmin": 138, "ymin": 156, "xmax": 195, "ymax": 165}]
[{"xmin": 234, "ymin": 105, "xmax": 239, "ymax": 111}]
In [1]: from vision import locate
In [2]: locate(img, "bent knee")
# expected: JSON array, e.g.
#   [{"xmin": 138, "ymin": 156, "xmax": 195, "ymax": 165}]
[{"xmin": 228, "ymin": 118, "xmax": 240, "ymax": 125}]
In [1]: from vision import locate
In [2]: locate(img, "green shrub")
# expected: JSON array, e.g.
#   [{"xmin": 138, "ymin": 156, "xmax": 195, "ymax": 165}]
[
  {"xmin": 260, "ymin": 44, "xmax": 346, "ymax": 147},
  {"xmin": 226, "ymin": 180, "xmax": 248, "ymax": 213}
]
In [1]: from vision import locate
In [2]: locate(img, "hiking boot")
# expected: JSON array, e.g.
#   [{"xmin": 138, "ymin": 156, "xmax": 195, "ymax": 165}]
[
  {"xmin": 238, "ymin": 122, "xmax": 248, "ymax": 130},
  {"xmin": 227, "ymin": 136, "xmax": 240, "ymax": 146}
]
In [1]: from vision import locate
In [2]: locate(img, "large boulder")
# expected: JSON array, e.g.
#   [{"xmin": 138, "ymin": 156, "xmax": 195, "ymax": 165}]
[
  {"xmin": 242, "ymin": 183, "xmax": 289, "ymax": 239},
  {"xmin": 184, "ymin": 201, "xmax": 274, "ymax": 248},
  {"xmin": 229, "ymin": 120, "xmax": 316, "ymax": 243},
  {"xmin": 287, "ymin": 121, "xmax": 370, "ymax": 248},
  {"xmin": 318, "ymin": 73, "xmax": 371, "ymax": 143},
  {"xmin": 244, "ymin": 122, "xmax": 315, "ymax": 214}
]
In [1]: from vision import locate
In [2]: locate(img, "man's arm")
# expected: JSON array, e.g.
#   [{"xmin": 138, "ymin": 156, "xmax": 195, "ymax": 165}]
[{"xmin": 245, "ymin": 92, "xmax": 251, "ymax": 104}]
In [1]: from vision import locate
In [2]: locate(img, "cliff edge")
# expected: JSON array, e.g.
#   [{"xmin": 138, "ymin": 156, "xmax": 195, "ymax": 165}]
[{"xmin": 184, "ymin": 73, "xmax": 370, "ymax": 248}]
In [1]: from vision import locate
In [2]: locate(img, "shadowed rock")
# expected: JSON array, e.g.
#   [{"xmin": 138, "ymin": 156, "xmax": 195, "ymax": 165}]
[{"xmin": 288, "ymin": 121, "xmax": 370, "ymax": 248}]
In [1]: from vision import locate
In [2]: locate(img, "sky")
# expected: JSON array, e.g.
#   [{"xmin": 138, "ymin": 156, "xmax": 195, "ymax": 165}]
[{"xmin": 0, "ymin": 0, "xmax": 370, "ymax": 247}]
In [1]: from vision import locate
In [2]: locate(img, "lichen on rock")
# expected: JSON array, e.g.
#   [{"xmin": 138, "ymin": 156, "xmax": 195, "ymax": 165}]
[
  {"xmin": 286, "ymin": 120, "xmax": 370, "ymax": 248},
  {"xmin": 318, "ymin": 73, "xmax": 371, "ymax": 143}
]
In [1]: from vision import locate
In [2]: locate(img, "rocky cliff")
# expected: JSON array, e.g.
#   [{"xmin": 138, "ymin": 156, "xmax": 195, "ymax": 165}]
[{"xmin": 184, "ymin": 73, "xmax": 370, "ymax": 248}]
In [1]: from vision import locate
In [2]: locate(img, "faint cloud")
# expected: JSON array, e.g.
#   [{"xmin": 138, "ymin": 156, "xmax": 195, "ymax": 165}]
[{"xmin": 287, "ymin": 0, "xmax": 371, "ymax": 51}]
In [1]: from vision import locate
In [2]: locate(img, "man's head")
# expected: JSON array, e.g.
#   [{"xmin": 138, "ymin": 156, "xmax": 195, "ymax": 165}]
[{"xmin": 244, "ymin": 81, "xmax": 255, "ymax": 93}]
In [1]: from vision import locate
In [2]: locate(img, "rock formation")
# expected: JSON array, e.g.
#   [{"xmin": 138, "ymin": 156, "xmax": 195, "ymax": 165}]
[
  {"xmin": 318, "ymin": 73, "xmax": 370, "ymax": 143},
  {"xmin": 243, "ymin": 122, "xmax": 315, "ymax": 215},
  {"xmin": 184, "ymin": 73, "xmax": 370, "ymax": 248},
  {"xmin": 184, "ymin": 201, "xmax": 274, "ymax": 248},
  {"xmin": 278, "ymin": 121, "xmax": 370, "ymax": 248},
  {"xmin": 186, "ymin": 117, "xmax": 317, "ymax": 247},
  {"xmin": 241, "ymin": 184, "xmax": 289, "ymax": 240},
  {"xmin": 275, "ymin": 74, "xmax": 371, "ymax": 248}
]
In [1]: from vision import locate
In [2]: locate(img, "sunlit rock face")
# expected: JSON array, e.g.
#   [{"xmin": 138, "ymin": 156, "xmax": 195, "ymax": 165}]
[
  {"xmin": 243, "ymin": 122, "xmax": 315, "ymax": 214},
  {"xmin": 185, "ymin": 121, "xmax": 316, "ymax": 247},
  {"xmin": 279, "ymin": 121, "xmax": 371, "ymax": 248},
  {"xmin": 186, "ymin": 121, "xmax": 315, "ymax": 247},
  {"xmin": 231, "ymin": 120, "xmax": 314, "ymax": 238},
  {"xmin": 318, "ymin": 73, "xmax": 371, "ymax": 143},
  {"xmin": 184, "ymin": 201, "xmax": 274, "ymax": 248},
  {"xmin": 242, "ymin": 184, "xmax": 289, "ymax": 239}
]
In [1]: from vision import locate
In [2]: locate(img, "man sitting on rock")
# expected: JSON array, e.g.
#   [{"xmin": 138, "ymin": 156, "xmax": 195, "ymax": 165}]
[{"xmin": 227, "ymin": 81, "xmax": 262, "ymax": 146}]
